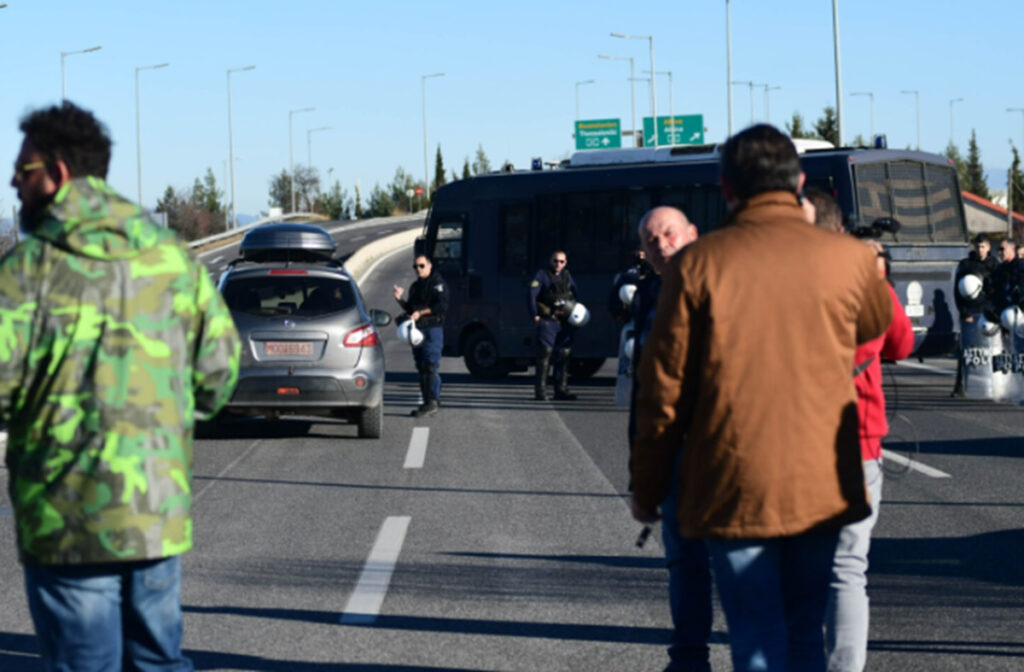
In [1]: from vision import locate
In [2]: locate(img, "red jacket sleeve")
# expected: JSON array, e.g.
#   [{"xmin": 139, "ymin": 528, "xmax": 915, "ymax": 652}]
[{"xmin": 881, "ymin": 284, "xmax": 915, "ymax": 362}]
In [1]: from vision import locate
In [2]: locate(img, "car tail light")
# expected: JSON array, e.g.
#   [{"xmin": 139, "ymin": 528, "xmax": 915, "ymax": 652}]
[
  {"xmin": 344, "ymin": 324, "xmax": 378, "ymax": 347},
  {"xmin": 277, "ymin": 387, "xmax": 300, "ymax": 395},
  {"xmin": 269, "ymin": 269, "xmax": 308, "ymax": 275}
]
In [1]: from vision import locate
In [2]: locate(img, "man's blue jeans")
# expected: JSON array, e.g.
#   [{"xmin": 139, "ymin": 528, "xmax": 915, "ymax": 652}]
[
  {"xmin": 661, "ymin": 474, "xmax": 713, "ymax": 671},
  {"xmin": 707, "ymin": 529, "xmax": 840, "ymax": 672},
  {"xmin": 412, "ymin": 326, "xmax": 443, "ymax": 400},
  {"xmin": 24, "ymin": 556, "xmax": 192, "ymax": 672}
]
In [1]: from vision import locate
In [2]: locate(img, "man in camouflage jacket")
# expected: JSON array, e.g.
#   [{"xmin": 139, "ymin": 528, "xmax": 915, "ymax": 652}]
[{"xmin": 0, "ymin": 102, "xmax": 240, "ymax": 671}]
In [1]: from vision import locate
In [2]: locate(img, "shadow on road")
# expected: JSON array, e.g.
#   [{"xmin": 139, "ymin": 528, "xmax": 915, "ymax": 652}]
[{"xmin": 872, "ymin": 527, "xmax": 1024, "ymax": 589}]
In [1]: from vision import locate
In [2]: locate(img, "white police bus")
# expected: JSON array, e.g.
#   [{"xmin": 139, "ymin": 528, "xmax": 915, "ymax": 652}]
[{"xmin": 417, "ymin": 142, "xmax": 969, "ymax": 378}]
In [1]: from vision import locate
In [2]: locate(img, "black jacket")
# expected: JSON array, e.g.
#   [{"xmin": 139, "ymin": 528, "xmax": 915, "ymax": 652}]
[{"xmin": 400, "ymin": 271, "xmax": 448, "ymax": 327}]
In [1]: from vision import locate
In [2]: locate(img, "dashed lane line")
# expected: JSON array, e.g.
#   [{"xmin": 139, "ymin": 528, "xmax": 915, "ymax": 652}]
[
  {"xmin": 882, "ymin": 449, "xmax": 952, "ymax": 478},
  {"xmin": 404, "ymin": 427, "xmax": 429, "ymax": 469},
  {"xmin": 340, "ymin": 516, "xmax": 411, "ymax": 624}
]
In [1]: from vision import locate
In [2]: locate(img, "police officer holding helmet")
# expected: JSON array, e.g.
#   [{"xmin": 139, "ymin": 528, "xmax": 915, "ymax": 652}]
[
  {"xmin": 528, "ymin": 250, "xmax": 582, "ymax": 401},
  {"xmin": 394, "ymin": 254, "xmax": 448, "ymax": 417}
]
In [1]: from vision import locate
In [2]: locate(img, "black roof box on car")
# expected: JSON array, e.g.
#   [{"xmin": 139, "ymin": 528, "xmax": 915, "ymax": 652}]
[{"xmin": 239, "ymin": 222, "xmax": 337, "ymax": 262}]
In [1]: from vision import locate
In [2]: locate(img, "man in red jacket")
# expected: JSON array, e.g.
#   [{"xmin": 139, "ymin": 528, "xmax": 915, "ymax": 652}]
[{"xmin": 808, "ymin": 191, "xmax": 914, "ymax": 672}]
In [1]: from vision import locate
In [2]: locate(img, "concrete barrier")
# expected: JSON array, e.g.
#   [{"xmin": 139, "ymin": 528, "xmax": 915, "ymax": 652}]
[{"xmin": 345, "ymin": 228, "xmax": 420, "ymax": 282}]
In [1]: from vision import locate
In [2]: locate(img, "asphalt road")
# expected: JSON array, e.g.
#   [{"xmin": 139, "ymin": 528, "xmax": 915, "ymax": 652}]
[{"xmin": 2, "ymin": 218, "xmax": 1023, "ymax": 670}]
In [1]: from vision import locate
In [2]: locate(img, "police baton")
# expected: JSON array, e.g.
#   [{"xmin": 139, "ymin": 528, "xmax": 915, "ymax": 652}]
[{"xmin": 635, "ymin": 525, "xmax": 652, "ymax": 549}]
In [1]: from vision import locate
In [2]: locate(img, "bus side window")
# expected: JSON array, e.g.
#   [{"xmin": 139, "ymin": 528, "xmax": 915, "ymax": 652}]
[{"xmin": 433, "ymin": 215, "xmax": 465, "ymax": 277}]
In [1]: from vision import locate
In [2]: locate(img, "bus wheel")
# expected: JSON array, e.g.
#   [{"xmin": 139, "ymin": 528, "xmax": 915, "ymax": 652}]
[
  {"xmin": 569, "ymin": 357, "xmax": 605, "ymax": 380},
  {"xmin": 464, "ymin": 330, "xmax": 509, "ymax": 379}
]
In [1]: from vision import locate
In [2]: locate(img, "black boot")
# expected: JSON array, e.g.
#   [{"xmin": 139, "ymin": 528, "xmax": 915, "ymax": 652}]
[
  {"xmin": 535, "ymin": 350, "xmax": 552, "ymax": 400},
  {"xmin": 411, "ymin": 369, "xmax": 432, "ymax": 416},
  {"xmin": 553, "ymin": 349, "xmax": 577, "ymax": 400}
]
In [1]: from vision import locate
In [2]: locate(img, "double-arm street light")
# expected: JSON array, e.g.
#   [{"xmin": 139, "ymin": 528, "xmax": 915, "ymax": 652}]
[
  {"xmin": 731, "ymin": 80, "xmax": 755, "ymax": 125},
  {"xmin": 949, "ymin": 97, "xmax": 964, "ymax": 147},
  {"xmin": 422, "ymin": 72, "xmax": 445, "ymax": 197},
  {"xmin": 763, "ymin": 84, "xmax": 781, "ymax": 124},
  {"xmin": 307, "ymin": 126, "xmax": 332, "ymax": 171},
  {"xmin": 851, "ymin": 91, "xmax": 874, "ymax": 142},
  {"xmin": 901, "ymin": 89, "xmax": 921, "ymax": 150},
  {"xmin": 598, "ymin": 54, "xmax": 637, "ymax": 147},
  {"xmin": 611, "ymin": 32, "xmax": 657, "ymax": 147},
  {"xmin": 135, "ymin": 62, "xmax": 169, "ymax": 208},
  {"xmin": 289, "ymin": 107, "xmax": 315, "ymax": 212},
  {"xmin": 575, "ymin": 79, "xmax": 595, "ymax": 120},
  {"xmin": 227, "ymin": 65, "xmax": 255, "ymax": 229},
  {"xmin": 61, "ymin": 45, "xmax": 102, "ymax": 102}
]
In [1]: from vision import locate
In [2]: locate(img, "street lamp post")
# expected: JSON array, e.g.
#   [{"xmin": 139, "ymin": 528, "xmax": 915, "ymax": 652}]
[
  {"xmin": 832, "ymin": 0, "xmax": 844, "ymax": 146},
  {"xmin": 307, "ymin": 126, "xmax": 332, "ymax": 172},
  {"xmin": 1009, "ymin": 107, "xmax": 1024, "ymax": 150},
  {"xmin": 901, "ymin": 90, "xmax": 921, "ymax": 150},
  {"xmin": 644, "ymin": 70, "xmax": 673, "ymax": 119},
  {"xmin": 289, "ymin": 107, "xmax": 315, "ymax": 212},
  {"xmin": 574, "ymin": 79, "xmax": 595, "ymax": 121},
  {"xmin": 611, "ymin": 32, "xmax": 657, "ymax": 147},
  {"xmin": 61, "ymin": 45, "xmax": 102, "ymax": 102},
  {"xmin": 763, "ymin": 84, "xmax": 781, "ymax": 124},
  {"xmin": 949, "ymin": 97, "xmax": 964, "ymax": 147},
  {"xmin": 726, "ymin": 0, "xmax": 733, "ymax": 135},
  {"xmin": 135, "ymin": 62, "xmax": 169, "ymax": 208},
  {"xmin": 851, "ymin": 91, "xmax": 874, "ymax": 142},
  {"xmin": 422, "ymin": 72, "xmax": 445, "ymax": 198},
  {"xmin": 599, "ymin": 54, "xmax": 637, "ymax": 147},
  {"xmin": 227, "ymin": 65, "xmax": 255, "ymax": 229},
  {"xmin": 732, "ymin": 81, "xmax": 754, "ymax": 125}
]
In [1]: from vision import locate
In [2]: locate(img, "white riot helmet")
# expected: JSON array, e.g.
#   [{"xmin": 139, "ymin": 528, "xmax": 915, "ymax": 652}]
[
  {"xmin": 977, "ymin": 315, "xmax": 1001, "ymax": 336},
  {"xmin": 567, "ymin": 302, "xmax": 590, "ymax": 327},
  {"xmin": 957, "ymin": 274, "xmax": 984, "ymax": 301},
  {"xmin": 618, "ymin": 283, "xmax": 638, "ymax": 307},
  {"xmin": 397, "ymin": 319, "xmax": 424, "ymax": 346},
  {"xmin": 1001, "ymin": 306, "xmax": 1024, "ymax": 337},
  {"xmin": 623, "ymin": 336, "xmax": 635, "ymax": 361}
]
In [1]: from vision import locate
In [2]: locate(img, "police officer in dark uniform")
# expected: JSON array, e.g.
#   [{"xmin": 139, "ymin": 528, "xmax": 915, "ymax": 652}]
[
  {"xmin": 528, "ymin": 250, "xmax": 578, "ymax": 401},
  {"xmin": 608, "ymin": 249, "xmax": 653, "ymax": 326},
  {"xmin": 952, "ymin": 234, "xmax": 998, "ymax": 396},
  {"xmin": 394, "ymin": 254, "xmax": 448, "ymax": 417}
]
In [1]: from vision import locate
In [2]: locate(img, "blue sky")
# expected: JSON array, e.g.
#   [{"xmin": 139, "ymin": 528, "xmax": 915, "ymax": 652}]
[{"xmin": 1, "ymin": 0, "xmax": 1021, "ymax": 219}]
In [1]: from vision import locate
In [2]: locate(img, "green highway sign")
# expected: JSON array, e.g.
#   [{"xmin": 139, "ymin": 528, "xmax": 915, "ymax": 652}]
[
  {"xmin": 574, "ymin": 118, "xmax": 622, "ymax": 150},
  {"xmin": 642, "ymin": 114, "xmax": 705, "ymax": 146}
]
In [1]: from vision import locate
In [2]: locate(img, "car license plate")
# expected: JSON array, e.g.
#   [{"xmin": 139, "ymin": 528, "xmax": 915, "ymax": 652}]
[
  {"xmin": 905, "ymin": 304, "xmax": 925, "ymax": 318},
  {"xmin": 265, "ymin": 341, "xmax": 313, "ymax": 356}
]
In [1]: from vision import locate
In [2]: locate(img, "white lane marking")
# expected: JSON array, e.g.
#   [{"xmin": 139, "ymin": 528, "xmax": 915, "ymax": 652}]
[
  {"xmin": 404, "ymin": 427, "xmax": 429, "ymax": 469},
  {"xmin": 882, "ymin": 449, "xmax": 952, "ymax": 478},
  {"xmin": 209, "ymin": 255, "xmax": 224, "ymax": 264},
  {"xmin": 341, "ymin": 516, "xmax": 411, "ymax": 624},
  {"xmin": 351, "ymin": 235, "xmax": 366, "ymax": 242},
  {"xmin": 895, "ymin": 361, "xmax": 954, "ymax": 376}
]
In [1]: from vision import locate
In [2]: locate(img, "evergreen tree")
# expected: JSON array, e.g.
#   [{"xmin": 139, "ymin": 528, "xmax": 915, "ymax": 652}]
[
  {"xmin": 461, "ymin": 158, "xmax": 471, "ymax": 179},
  {"xmin": 964, "ymin": 129, "xmax": 990, "ymax": 200},
  {"xmin": 267, "ymin": 166, "xmax": 321, "ymax": 211},
  {"xmin": 785, "ymin": 112, "xmax": 812, "ymax": 139},
  {"xmin": 1010, "ymin": 145, "xmax": 1024, "ymax": 217},
  {"xmin": 813, "ymin": 106, "xmax": 839, "ymax": 146},
  {"xmin": 945, "ymin": 141, "xmax": 969, "ymax": 190},
  {"xmin": 851, "ymin": 134, "xmax": 867, "ymax": 148},
  {"xmin": 354, "ymin": 182, "xmax": 363, "ymax": 219},
  {"xmin": 433, "ymin": 144, "xmax": 447, "ymax": 193},
  {"xmin": 366, "ymin": 184, "xmax": 395, "ymax": 217},
  {"xmin": 472, "ymin": 144, "xmax": 491, "ymax": 175},
  {"xmin": 155, "ymin": 176, "xmax": 226, "ymax": 241},
  {"xmin": 450, "ymin": 169, "xmax": 459, "ymax": 183},
  {"xmin": 315, "ymin": 180, "xmax": 351, "ymax": 220}
]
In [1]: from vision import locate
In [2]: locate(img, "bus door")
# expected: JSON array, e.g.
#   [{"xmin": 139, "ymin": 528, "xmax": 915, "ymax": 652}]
[
  {"xmin": 497, "ymin": 200, "xmax": 537, "ymax": 360},
  {"xmin": 428, "ymin": 211, "xmax": 469, "ymax": 356}
]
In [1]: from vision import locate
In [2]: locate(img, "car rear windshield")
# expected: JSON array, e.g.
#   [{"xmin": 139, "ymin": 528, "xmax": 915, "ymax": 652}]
[{"xmin": 222, "ymin": 276, "xmax": 357, "ymax": 317}]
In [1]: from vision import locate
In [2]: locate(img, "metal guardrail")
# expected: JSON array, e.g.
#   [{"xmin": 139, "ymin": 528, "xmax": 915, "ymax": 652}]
[{"xmin": 186, "ymin": 212, "xmax": 425, "ymax": 251}]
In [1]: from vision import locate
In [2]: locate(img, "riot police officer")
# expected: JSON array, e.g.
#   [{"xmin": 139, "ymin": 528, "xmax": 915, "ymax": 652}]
[
  {"xmin": 528, "ymin": 250, "xmax": 578, "ymax": 401},
  {"xmin": 394, "ymin": 255, "xmax": 448, "ymax": 417},
  {"xmin": 952, "ymin": 234, "xmax": 999, "ymax": 396}
]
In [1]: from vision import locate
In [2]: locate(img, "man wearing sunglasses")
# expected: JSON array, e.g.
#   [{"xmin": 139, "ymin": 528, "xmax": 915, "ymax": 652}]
[
  {"xmin": 1, "ymin": 101, "xmax": 240, "ymax": 671},
  {"xmin": 528, "ymin": 250, "xmax": 579, "ymax": 401},
  {"xmin": 394, "ymin": 254, "xmax": 448, "ymax": 417}
]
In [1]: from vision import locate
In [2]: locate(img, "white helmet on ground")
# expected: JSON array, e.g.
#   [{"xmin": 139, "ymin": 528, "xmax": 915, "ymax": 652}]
[
  {"xmin": 1001, "ymin": 306, "xmax": 1024, "ymax": 337},
  {"xmin": 618, "ymin": 283, "xmax": 638, "ymax": 307},
  {"xmin": 978, "ymin": 315, "xmax": 1001, "ymax": 336},
  {"xmin": 397, "ymin": 319, "xmax": 424, "ymax": 346},
  {"xmin": 568, "ymin": 302, "xmax": 590, "ymax": 327},
  {"xmin": 957, "ymin": 274, "xmax": 984, "ymax": 300}
]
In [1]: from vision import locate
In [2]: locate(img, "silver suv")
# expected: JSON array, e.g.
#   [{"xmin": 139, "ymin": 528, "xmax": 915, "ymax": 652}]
[{"xmin": 217, "ymin": 223, "xmax": 391, "ymax": 438}]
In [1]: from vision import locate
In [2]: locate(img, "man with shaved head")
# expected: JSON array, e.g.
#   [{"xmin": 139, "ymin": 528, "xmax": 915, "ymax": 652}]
[{"xmin": 629, "ymin": 205, "xmax": 709, "ymax": 672}]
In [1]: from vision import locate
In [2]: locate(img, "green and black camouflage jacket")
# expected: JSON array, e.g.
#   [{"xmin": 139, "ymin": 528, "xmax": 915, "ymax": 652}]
[{"xmin": 0, "ymin": 177, "xmax": 241, "ymax": 565}]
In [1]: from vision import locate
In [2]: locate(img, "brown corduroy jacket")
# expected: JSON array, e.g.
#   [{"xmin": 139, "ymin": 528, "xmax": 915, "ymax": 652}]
[{"xmin": 631, "ymin": 191, "xmax": 893, "ymax": 539}]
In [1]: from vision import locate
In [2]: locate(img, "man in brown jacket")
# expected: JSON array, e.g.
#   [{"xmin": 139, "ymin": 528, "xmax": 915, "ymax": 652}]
[{"xmin": 631, "ymin": 124, "xmax": 892, "ymax": 672}]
